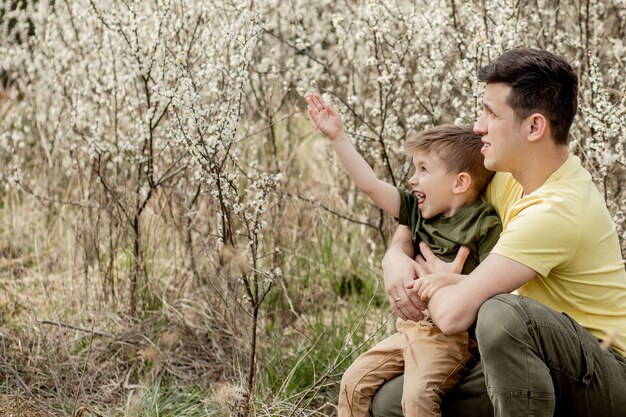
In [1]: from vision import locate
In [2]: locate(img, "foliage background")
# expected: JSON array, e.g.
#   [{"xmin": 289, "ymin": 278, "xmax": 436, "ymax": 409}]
[{"xmin": 0, "ymin": 0, "xmax": 624, "ymax": 415}]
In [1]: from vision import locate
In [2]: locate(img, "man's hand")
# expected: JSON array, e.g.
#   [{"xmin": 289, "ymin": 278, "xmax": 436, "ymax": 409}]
[
  {"xmin": 306, "ymin": 94, "xmax": 345, "ymax": 141},
  {"xmin": 383, "ymin": 250, "xmax": 425, "ymax": 321},
  {"xmin": 406, "ymin": 272, "xmax": 463, "ymax": 301},
  {"xmin": 414, "ymin": 241, "xmax": 470, "ymax": 275},
  {"xmin": 382, "ymin": 226, "xmax": 425, "ymax": 321}
]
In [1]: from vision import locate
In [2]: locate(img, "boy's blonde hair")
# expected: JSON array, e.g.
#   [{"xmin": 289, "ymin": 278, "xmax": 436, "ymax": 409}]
[{"xmin": 405, "ymin": 124, "xmax": 494, "ymax": 195}]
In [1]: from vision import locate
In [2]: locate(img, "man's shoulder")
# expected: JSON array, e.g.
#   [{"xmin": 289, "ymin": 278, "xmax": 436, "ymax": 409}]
[
  {"xmin": 483, "ymin": 172, "xmax": 520, "ymax": 218},
  {"xmin": 485, "ymin": 155, "xmax": 598, "ymax": 220}
]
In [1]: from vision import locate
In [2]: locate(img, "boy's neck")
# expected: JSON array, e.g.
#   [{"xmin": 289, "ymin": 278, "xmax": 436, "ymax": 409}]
[{"xmin": 442, "ymin": 192, "xmax": 481, "ymax": 218}]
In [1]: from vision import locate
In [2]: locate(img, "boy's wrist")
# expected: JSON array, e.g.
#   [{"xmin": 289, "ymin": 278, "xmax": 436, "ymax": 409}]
[{"xmin": 331, "ymin": 130, "xmax": 349, "ymax": 143}]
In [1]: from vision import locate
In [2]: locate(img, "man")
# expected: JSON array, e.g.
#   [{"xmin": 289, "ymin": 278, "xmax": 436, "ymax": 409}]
[{"xmin": 371, "ymin": 48, "xmax": 626, "ymax": 417}]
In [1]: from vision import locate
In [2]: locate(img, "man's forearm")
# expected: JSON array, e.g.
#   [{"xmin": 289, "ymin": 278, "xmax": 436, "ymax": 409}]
[
  {"xmin": 383, "ymin": 225, "xmax": 415, "ymax": 267},
  {"xmin": 427, "ymin": 280, "xmax": 476, "ymax": 334},
  {"xmin": 427, "ymin": 254, "xmax": 539, "ymax": 334}
]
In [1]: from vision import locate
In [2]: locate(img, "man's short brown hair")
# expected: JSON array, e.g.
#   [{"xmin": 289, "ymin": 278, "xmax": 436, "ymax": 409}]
[
  {"xmin": 477, "ymin": 48, "xmax": 578, "ymax": 145},
  {"xmin": 405, "ymin": 124, "xmax": 494, "ymax": 195}
]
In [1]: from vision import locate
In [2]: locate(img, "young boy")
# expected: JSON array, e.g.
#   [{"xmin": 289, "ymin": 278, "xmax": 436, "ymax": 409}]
[{"xmin": 306, "ymin": 93, "xmax": 502, "ymax": 417}]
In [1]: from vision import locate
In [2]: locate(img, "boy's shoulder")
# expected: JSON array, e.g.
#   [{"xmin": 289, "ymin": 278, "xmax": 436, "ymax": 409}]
[
  {"xmin": 427, "ymin": 199, "xmax": 501, "ymax": 241},
  {"xmin": 456, "ymin": 198, "xmax": 499, "ymax": 220},
  {"xmin": 450, "ymin": 199, "xmax": 502, "ymax": 241}
]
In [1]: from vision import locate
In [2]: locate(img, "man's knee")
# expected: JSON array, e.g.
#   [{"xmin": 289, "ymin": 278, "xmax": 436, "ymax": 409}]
[
  {"xmin": 476, "ymin": 295, "xmax": 529, "ymax": 354},
  {"xmin": 370, "ymin": 376, "xmax": 404, "ymax": 417},
  {"xmin": 401, "ymin": 383, "xmax": 441, "ymax": 416}
]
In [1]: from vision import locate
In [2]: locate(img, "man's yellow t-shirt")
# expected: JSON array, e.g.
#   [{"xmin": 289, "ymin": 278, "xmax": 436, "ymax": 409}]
[{"xmin": 484, "ymin": 155, "xmax": 626, "ymax": 356}]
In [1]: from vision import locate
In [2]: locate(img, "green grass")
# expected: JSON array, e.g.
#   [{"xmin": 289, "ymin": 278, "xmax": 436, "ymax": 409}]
[
  {"xmin": 256, "ymin": 296, "xmax": 391, "ymax": 414},
  {"xmin": 99, "ymin": 380, "xmax": 218, "ymax": 417}
]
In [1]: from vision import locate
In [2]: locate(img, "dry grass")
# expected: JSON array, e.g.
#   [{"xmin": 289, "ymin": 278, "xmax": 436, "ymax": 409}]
[
  {"xmin": 0, "ymin": 394, "xmax": 52, "ymax": 417},
  {"xmin": 0, "ymin": 121, "xmax": 391, "ymax": 415},
  {"xmin": 0, "ymin": 287, "xmax": 239, "ymax": 414},
  {"xmin": 0, "ymin": 194, "xmax": 241, "ymax": 414},
  {"xmin": 0, "ymin": 183, "xmax": 387, "ymax": 416}
]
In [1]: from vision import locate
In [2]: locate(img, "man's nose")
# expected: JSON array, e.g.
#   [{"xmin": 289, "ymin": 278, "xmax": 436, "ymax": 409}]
[{"xmin": 474, "ymin": 113, "xmax": 487, "ymax": 135}]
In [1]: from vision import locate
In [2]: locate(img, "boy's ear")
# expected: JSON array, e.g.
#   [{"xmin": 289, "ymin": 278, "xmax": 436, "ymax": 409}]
[{"xmin": 452, "ymin": 172, "xmax": 472, "ymax": 194}]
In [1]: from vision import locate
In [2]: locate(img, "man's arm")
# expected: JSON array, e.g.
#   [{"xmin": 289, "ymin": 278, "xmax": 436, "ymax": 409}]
[
  {"xmin": 306, "ymin": 94, "xmax": 400, "ymax": 217},
  {"xmin": 426, "ymin": 253, "xmax": 538, "ymax": 334},
  {"xmin": 382, "ymin": 225, "xmax": 425, "ymax": 321},
  {"xmin": 385, "ymin": 235, "xmax": 471, "ymax": 321}
]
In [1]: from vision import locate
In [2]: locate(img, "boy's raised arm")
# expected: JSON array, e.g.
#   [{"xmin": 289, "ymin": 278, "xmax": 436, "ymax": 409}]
[{"xmin": 306, "ymin": 94, "xmax": 400, "ymax": 218}]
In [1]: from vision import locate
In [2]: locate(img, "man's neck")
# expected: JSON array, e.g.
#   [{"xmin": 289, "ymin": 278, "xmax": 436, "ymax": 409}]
[{"xmin": 513, "ymin": 145, "xmax": 570, "ymax": 197}]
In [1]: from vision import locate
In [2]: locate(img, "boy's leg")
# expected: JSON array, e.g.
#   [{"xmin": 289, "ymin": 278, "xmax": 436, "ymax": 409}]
[
  {"xmin": 339, "ymin": 322, "xmax": 416, "ymax": 417},
  {"xmin": 476, "ymin": 294, "xmax": 626, "ymax": 417},
  {"xmin": 400, "ymin": 320, "xmax": 475, "ymax": 417},
  {"xmin": 370, "ymin": 358, "xmax": 492, "ymax": 417}
]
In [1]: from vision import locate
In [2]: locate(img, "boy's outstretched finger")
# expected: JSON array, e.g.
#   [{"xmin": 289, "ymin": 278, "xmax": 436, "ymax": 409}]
[
  {"xmin": 311, "ymin": 93, "xmax": 325, "ymax": 108},
  {"xmin": 307, "ymin": 109, "xmax": 316, "ymax": 124},
  {"xmin": 305, "ymin": 97, "xmax": 317, "ymax": 113},
  {"xmin": 312, "ymin": 94, "xmax": 336, "ymax": 116},
  {"xmin": 307, "ymin": 94, "xmax": 323, "ymax": 111},
  {"xmin": 306, "ymin": 103, "xmax": 318, "ymax": 120}
]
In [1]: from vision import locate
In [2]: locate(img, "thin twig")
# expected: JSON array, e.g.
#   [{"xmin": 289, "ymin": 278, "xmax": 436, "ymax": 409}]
[
  {"xmin": 72, "ymin": 325, "xmax": 98, "ymax": 414},
  {"xmin": 290, "ymin": 193, "xmax": 380, "ymax": 230},
  {"xmin": 37, "ymin": 320, "xmax": 112, "ymax": 338}
]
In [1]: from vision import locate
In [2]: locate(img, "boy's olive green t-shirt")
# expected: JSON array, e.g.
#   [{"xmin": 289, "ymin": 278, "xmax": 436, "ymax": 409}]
[{"xmin": 397, "ymin": 188, "xmax": 502, "ymax": 275}]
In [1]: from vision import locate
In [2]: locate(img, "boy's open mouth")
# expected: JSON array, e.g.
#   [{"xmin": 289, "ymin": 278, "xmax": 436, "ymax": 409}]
[{"xmin": 415, "ymin": 191, "xmax": 426, "ymax": 209}]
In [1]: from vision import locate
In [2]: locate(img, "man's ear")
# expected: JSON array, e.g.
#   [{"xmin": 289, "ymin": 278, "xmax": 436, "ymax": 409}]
[
  {"xmin": 453, "ymin": 172, "xmax": 472, "ymax": 194},
  {"xmin": 526, "ymin": 113, "xmax": 548, "ymax": 143}
]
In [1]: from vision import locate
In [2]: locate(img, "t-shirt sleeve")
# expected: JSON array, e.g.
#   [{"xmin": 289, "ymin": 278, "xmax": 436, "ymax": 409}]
[
  {"xmin": 477, "ymin": 213, "xmax": 502, "ymax": 263},
  {"xmin": 396, "ymin": 187, "xmax": 418, "ymax": 226},
  {"xmin": 482, "ymin": 172, "xmax": 517, "ymax": 218},
  {"xmin": 482, "ymin": 173, "xmax": 504, "ymax": 207},
  {"xmin": 491, "ymin": 199, "xmax": 579, "ymax": 277}
]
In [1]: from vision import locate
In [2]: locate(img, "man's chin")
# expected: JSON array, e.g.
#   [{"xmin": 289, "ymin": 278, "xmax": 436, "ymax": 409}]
[{"xmin": 483, "ymin": 159, "xmax": 498, "ymax": 172}]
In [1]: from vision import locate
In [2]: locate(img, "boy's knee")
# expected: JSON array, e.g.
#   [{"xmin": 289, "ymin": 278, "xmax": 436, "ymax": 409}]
[
  {"xmin": 340, "ymin": 364, "xmax": 377, "ymax": 401},
  {"xmin": 340, "ymin": 367, "xmax": 360, "ymax": 394}
]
